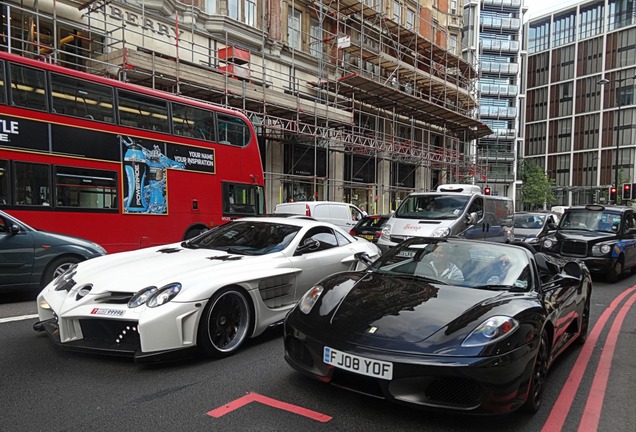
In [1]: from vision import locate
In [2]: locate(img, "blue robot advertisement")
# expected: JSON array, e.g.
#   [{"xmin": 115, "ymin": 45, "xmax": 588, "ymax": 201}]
[{"xmin": 120, "ymin": 135, "xmax": 185, "ymax": 214}]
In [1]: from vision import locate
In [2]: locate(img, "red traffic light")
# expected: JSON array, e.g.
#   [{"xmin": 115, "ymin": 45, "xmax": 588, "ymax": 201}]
[
  {"xmin": 484, "ymin": 187, "xmax": 491, "ymax": 195},
  {"xmin": 610, "ymin": 186, "xmax": 617, "ymax": 202}
]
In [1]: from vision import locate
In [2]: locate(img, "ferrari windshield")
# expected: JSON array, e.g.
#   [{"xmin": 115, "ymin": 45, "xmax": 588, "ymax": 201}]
[
  {"xmin": 370, "ymin": 239, "xmax": 530, "ymax": 290},
  {"xmin": 559, "ymin": 210, "xmax": 621, "ymax": 233},
  {"xmin": 395, "ymin": 194, "xmax": 471, "ymax": 220},
  {"xmin": 184, "ymin": 221, "xmax": 301, "ymax": 255}
]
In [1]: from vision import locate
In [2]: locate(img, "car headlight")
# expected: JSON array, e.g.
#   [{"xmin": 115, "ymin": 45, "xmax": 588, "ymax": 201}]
[
  {"xmin": 299, "ymin": 285, "xmax": 323, "ymax": 314},
  {"xmin": 431, "ymin": 227, "xmax": 451, "ymax": 237},
  {"xmin": 380, "ymin": 224, "xmax": 392, "ymax": 241},
  {"xmin": 461, "ymin": 316, "xmax": 519, "ymax": 347},
  {"xmin": 592, "ymin": 244, "xmax": 612, "ymax": 255},
  {"xmin": 128, "ymin": 286, "xmax": 158, "ymax": 308},
  {"xmin": 542, "ymin": 238, "xmax": 555, "ymax": 249},
  {"xmin": 147, "ymin": 283, "xmax": 182, "ymax": 308}
]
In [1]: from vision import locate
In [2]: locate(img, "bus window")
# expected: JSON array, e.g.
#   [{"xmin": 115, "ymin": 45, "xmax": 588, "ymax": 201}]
[
  {"xmin": 0, "ymin": 160, "xmax": 9, "ymax": 205},
  {"xmin": 172, "ymin": 103, "xmax": 215, "ymax": 141},
  {"xmin": 117, "ymin": 90, "xmax": 169, "ymax": 133},
  {"xmin": 0, "ymin": 61, "xmax": 6, "ymax": 105},
  {"xmin": 55, "ymin": 166, "xmax": 117, "ymax": 210},
  {"xmin": 222, "ymin": 182, "xmax": 264, "ymax": 216},
  {"xmin": 50, "ymin": 73, "xmax": 114, "ymax": 123},
  {"xmin": 218, "ymin": 114, "xmax": 249, "ymax": 147},
  {"xmin": 9, "ymin": 63, "xmax": 47, "ymax": 111},
  {"xmin": 15, "ymin": 162, "xmax": 50, "ymax": 206}
]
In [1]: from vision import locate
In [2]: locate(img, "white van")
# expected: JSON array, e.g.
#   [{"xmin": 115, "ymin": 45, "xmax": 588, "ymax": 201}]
[
  {"xmin": 377, "ymin": 184, "xmax": 514, "ymax": 253},
  {"xmin": 273, "ymin": 201, "xmax": 364, "ymax": 231}
]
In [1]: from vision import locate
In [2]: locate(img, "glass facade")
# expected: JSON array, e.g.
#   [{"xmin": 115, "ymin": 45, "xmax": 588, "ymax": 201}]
[
  {"xmin": 525, "ymin": 0, "xmax": 636, "ymax": 205},
  {"xmin": 465, "ymin": 0, "xmax": 526, "ymax": 198}
]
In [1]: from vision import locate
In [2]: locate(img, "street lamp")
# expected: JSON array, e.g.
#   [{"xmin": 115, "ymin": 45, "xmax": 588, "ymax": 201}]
[{"xmin": 597, "ymin": 75, "xmax": 636, "ymax": 203}]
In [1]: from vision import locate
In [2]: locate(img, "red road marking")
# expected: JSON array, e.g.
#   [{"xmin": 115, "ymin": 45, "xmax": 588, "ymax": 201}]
[
  {"xmin": 207, "ymin": 392, "xmax": 332, "ymax": 423},
  {"xmin": 542, "ymin": 285, "xmax": 636, "ymax": 432},
  {"xmin": 577, "ymin": 291, "xmax": 636, "ymax": 431}
]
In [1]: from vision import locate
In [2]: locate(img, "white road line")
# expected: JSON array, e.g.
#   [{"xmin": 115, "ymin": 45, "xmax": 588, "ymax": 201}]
[{"xmin": 0, "ymin": 314, "xmax": 38, "ymax": 324}]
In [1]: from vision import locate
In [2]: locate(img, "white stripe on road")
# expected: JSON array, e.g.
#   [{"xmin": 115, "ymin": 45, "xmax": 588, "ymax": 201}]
[{"xmin": 0, "ymin": 314, "xmax": 38, "ymax": 324}]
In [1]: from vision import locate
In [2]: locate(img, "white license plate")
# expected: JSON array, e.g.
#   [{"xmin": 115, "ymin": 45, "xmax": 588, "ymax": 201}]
[{"xmin": 323, "ymin": 346, "xmax": 393, "ymax": 380}]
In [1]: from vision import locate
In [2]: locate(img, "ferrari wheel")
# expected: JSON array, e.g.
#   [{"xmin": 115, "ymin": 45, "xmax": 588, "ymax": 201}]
[
  {"xmin": 198, "ymin": 287, "xmax": 252, "ymax": 358},
  {"xmin": 523, "ymin": 331, "xmax": 549, "ymax": 413},
  {"xmin": 576, "ymin": 292, "xmax": 591, "ymax": 345}
]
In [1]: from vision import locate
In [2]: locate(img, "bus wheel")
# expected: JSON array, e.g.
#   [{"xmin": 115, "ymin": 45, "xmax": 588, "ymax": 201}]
[
  {"xmin": 184, "ymin": 227, "xmax": 207, "ymax": 240},
  {"xmin": 197, "ymin": 287, "xmax": 252, "ymax": 358},
  {"xmin": 42, "ymin": 256, "xmax": 82, "ymax": 288}
]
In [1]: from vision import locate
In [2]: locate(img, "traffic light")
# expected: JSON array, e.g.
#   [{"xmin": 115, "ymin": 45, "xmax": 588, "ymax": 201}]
[
  {"xmin": 484, "ymin": 186, "xmax": 491, "ymax": 195},
  {"xmin": 609, "ymin": 186, "xmax": 617, "ymax": 202},
  {"xmin": 624, "ymin": 183, "xmax": 632, "ymax": 200}
]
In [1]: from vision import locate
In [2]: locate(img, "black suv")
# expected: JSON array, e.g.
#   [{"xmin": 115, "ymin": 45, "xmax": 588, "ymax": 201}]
[{"xmin": 541, "ymin": 204, "xmax": 636, "ymax": 281}]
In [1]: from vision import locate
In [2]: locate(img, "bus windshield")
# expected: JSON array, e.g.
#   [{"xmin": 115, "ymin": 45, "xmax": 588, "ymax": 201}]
[{"xmin": 395, "ymin": 195, "xmax": 471, "ymax": 220}]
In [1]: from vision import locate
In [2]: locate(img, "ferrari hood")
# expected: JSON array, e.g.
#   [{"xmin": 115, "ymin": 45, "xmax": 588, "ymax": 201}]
[
  {"xmin": 69, "ymin": 242, "xmax": 284, "ymax": 294},
  {"xmin": 324, "ymin": 273, "xmax": 506, "ymax": 344}
]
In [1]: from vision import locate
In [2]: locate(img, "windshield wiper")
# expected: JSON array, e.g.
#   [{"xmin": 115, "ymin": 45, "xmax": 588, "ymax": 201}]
[
  {"xmin": 378, "ymin": 272, "xmax": 449, "ymax": 285},
  {"xmin": 474, "ymin": 284, "xmax": 525, "ymax": 292},
  {"xmin": 180, "ymin": 241, "xmax": 200, "ymax": 249}
]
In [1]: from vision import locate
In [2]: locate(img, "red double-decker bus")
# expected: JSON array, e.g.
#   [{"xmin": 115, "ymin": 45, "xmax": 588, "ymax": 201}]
[{"xmin": 0, "ymin": 51, "xmax": 265, "ymax": 253}]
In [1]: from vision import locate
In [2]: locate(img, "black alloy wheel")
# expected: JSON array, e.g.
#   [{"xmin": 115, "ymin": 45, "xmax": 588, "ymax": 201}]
[
  {"xmin": 197, "ymin": 287, "xmax": 251, "ymax": 358},
  {"xmin": 523, "ymin": 331, "xmax": 549, "ymax": 413},
  {"xmin": 576, "ymin": 291, "xmax": 591, "ymax": 345}
]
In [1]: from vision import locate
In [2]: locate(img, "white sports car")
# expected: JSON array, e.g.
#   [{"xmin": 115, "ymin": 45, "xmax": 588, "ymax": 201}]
[{"xmin": 34, "ymin": 217, "xmax": 380, "ymax": 363}]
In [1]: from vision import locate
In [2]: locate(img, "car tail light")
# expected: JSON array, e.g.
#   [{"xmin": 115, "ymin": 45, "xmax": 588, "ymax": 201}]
[
  {"xmin": 349, "ymin": 229, "xmax": 356, "ymax": 236},
  {"xmin": 305, "ymin": 204, "xmax": 311, "ymax": 216}
]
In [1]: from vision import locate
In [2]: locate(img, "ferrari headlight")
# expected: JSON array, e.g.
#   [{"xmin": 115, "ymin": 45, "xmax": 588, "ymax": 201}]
[
  {"xmin": 147, "ymin": 283, "xmax": 182, "ymax": 308},
  {"xmin": 299, "ymin": 285, "xmax": 323, "ymax": 314},
  {"xmin": 461, "ymin": 316, "xmax": 519, "ymax": 347},
  {"xmin": 431, "ymin": 227, "xmax": 451, "ymax": 237},
  {"xmin": 128, "ymin": 286, "xmax": 158, "ymax": 308},
  {"xmin": 592, "ymin": 244, "xmax": 612, "ymax": 255}
]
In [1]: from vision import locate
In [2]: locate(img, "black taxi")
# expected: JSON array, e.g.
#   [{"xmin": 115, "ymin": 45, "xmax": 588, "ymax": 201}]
[{"xmin": 541, "ymin": 204, "xmax": 636, "ymax": 281}]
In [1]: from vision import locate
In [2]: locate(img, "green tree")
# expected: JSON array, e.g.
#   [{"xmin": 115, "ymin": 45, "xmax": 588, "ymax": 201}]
[{"xmin": 519, "ymin": 161, "xmax": 556, "ymax": 210}]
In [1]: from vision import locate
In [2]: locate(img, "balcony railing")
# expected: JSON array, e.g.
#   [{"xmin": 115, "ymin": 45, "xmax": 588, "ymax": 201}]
[
  {"xmin": 479, "ymin": 106, "xmax": 518, "ymax": 118},
  {"xmin": 480, "ymin": 62, "xmax": 520, "ymax": 75},
  {"xmin": 478, "ymin": 83, "xmax": 519, "ymax": 97},
  {"xmin": 480, "ymin": 16, "xmax": 522, "ymax": 31},
  {"xmin": 481, "ymin": 39, "xmax": 521, "ymax": 52}
]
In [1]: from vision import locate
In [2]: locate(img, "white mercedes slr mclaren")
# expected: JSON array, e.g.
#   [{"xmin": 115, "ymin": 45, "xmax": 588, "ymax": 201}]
[{"xmin": 34, "ymin": 217, "xmax": 380, "ymax": 363}]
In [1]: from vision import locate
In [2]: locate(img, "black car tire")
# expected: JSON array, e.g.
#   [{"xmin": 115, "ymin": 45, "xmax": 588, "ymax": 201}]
[
  {"xmin": 523, "ymin": 331, "xmax": 549, "ymax": 414},
  {"xmin": 576, "ymin": 292, "xmax": 591, "ymax": 345},
  {"xmin": 606, "ymin": 256, "xmax": 624, "ymax": 283},
  {"xmin": 197, "ymin": 287, "xmax": 252, "ymax": 358},
  {"xmin": 42, "ymin": 256, "xmax": 82, "ymax": 288}
]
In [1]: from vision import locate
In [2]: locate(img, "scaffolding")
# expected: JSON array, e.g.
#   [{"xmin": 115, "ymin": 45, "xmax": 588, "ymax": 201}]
[{"xmin": 1, "ymin": 0, "xmax": 491, "ymax": 210}]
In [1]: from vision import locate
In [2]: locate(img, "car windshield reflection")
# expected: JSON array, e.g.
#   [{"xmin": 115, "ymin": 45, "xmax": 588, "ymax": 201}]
[
  {"xmin": 184, "ymin": 221, "xmax": 301, "ymax": 255},
  {"xmin": 370, "ymin": 239, "xmax": 530, "ymax": 290}
]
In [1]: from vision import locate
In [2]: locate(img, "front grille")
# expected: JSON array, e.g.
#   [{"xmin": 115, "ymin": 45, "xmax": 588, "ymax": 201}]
[
  {"xmin": 95, "ymin": 292, "xmax": 134, "ymax": 304},
  {"xmin": 79, "ymin": 319, "xmax": 140, "ymax": 351},
  {"xmin": 561, "ymin": 240, "xmax": 587, "ymax": 257},
  {"xmin": 424, "ymin": 377, "xmax": 482, "ymax": 407},
  {"xmin": 331, "ymin": 369, "xmax": 384, "ymax": 398},
  {"xmin": 286, "ymin": 336, "xmax": 313, "ymax": 368}
]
